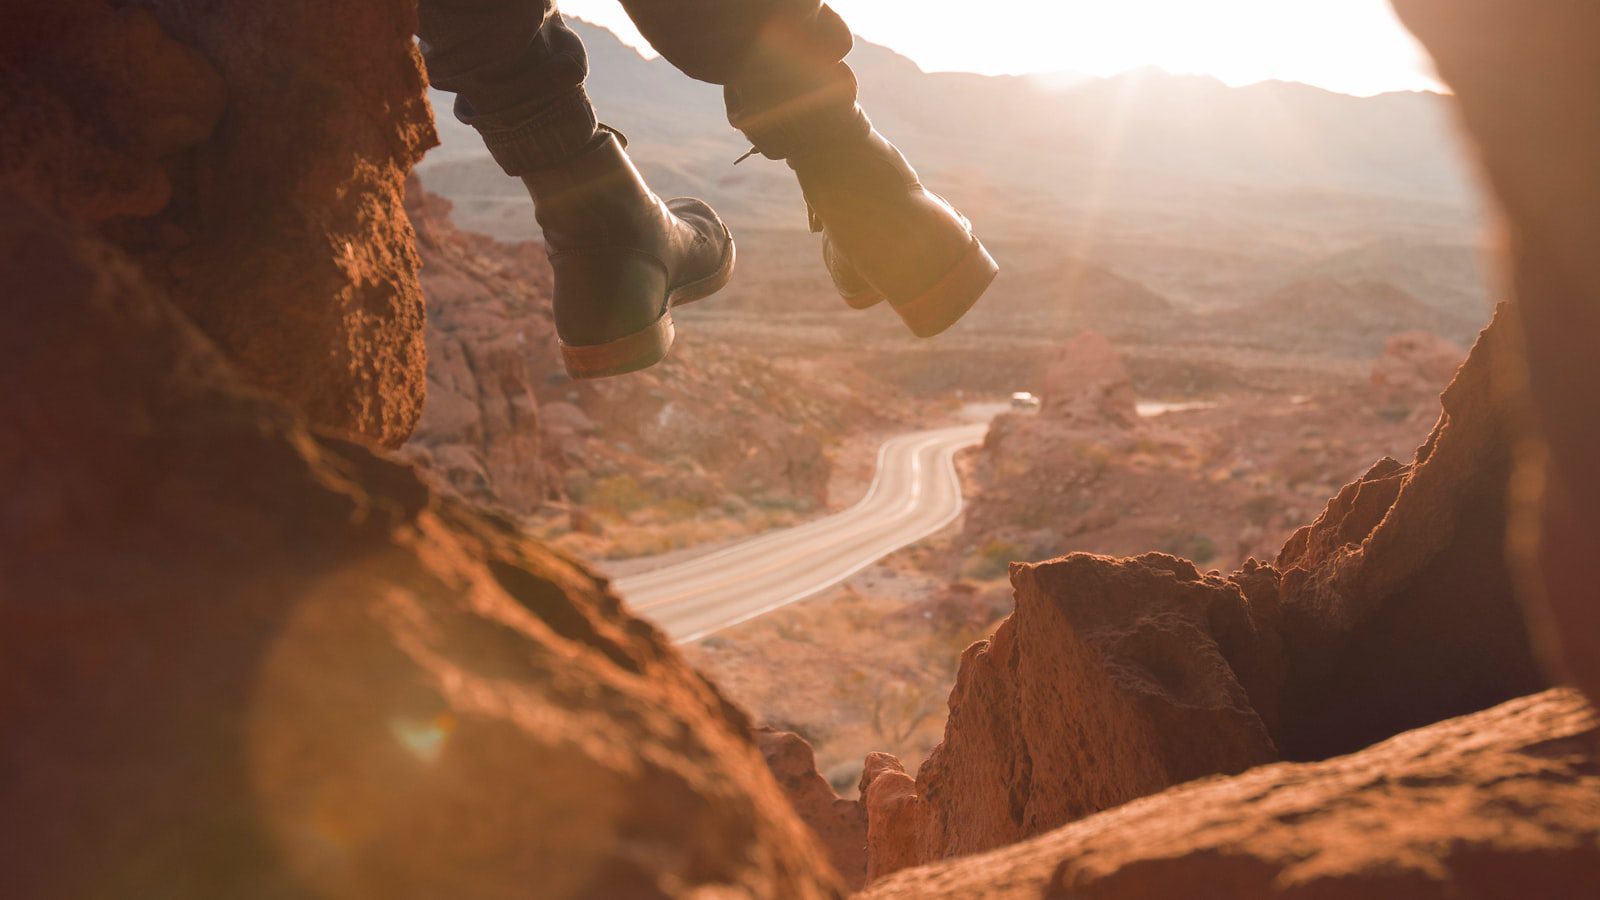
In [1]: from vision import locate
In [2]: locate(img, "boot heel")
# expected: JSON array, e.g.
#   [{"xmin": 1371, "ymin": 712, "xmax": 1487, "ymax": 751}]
[
  {"xmin": 561, "ymin": 314, "xmax": 675, "ymax": 379},
  {"xmin": 841, "ymin": 285, "xmax": 886, "ymax": 310},
  {"xmin": 890, "ymin": 238, "xmax": 998, "ymax": 338}
]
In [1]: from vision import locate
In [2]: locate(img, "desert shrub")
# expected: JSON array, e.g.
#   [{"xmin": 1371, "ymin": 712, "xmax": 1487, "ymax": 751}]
[
  {"xmin": 964, "ymin": 538, "xmax": 1023, "ymax": 580},
  {"xmin": 1242, "ymin": 492, "xmax": 1283, "ymax": 526},
  {"xmin": 826, "ymin": 763, "xmax": 860, "ymax": 797},
  {"xmin": 654, "ymin": 496, "xmax": 703, "ymax": 522},
  {"xmin": 769, "ymin": 617, "xmax": 814, "ymax": 643},
  {"xmin": 587, "ymin": 473, "xmax": 650, "ymax": 517},
  {"xmin": 1074, "ymin": 442, "xmax": 1114, "ymax": 476},
  {"xmin": 1161, "ymin": 532, "xmax": 1219, "ymax": 566},
  {"xmin": 870, "ymin": 679, "xmax": 944, "ymax": 746}
]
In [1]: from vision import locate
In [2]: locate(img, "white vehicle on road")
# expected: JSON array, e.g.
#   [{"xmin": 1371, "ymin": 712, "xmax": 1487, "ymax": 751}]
[{"xmin": 1010, "ymin": 391, "xmax": 1041, "ymax": 410}]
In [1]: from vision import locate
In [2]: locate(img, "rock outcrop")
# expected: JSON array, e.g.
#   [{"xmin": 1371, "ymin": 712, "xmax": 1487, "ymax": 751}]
[
  {"xmin": 2, "ymin": 0, "xmax": 434, "ymax": 448},
  {"xmin": 402, "ymin": 181, "xmax": 561, "ymax": 513},
  {"xmin": 0, "ymin": 180, "xmax": 842, "ymax": 899},
  {"xmin": 1043, "ymin": 331, "xmax": 1137, "ymax": 426},
  {"xmin": 757, "ymin": 729, "xmax": 869, "ymax": 890},
  {"xmin": 1272, "ymin": 308, "xmax": 1547, "ymax": 759},
  {"xmin": 0, "ymin": 3, "xmax": 845, "ymax": 894},
  {"xmin": 1391, "ymin": 0, "xmax": 1600, "ymax": 717},
  {"xmin": 862, "ymin": 554, "xmax": 1282, "ymax": 878},
  {"xmin": 860, "ymin": 689, "xmax": 1600, "ymax": 899}
]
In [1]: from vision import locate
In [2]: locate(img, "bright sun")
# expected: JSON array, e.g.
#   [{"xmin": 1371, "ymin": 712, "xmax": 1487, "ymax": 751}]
[{"xmin": 556, "ymin": 0, "xmax": 1440, "ymax": 97}]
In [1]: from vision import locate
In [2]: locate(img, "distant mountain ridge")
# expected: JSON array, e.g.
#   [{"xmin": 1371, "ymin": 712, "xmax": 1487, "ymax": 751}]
[
  {"xmin": 423, "ymin": 18, "xmax": 1475, "ymax": 233},
  {"xmin": 417, "ymin": 19, "xmax": 1487, "ymax": 354}
]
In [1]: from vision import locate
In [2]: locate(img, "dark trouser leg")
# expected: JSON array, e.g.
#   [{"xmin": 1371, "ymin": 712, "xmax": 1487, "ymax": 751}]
[
  {"xmin": 416, "ymin": 1, "xmax": 598, "ymax": 174},
  {"xmin": 614, "ymin": 0, "xmax": 864, "ymax": 158},
  {"xmin": 619, "ymin": 0, "xmax": 994, "ymax": 335}
]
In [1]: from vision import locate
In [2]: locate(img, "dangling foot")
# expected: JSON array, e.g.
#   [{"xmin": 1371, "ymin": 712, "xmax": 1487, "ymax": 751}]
[
  {"xmin": 788, "ymin": 110, "xmax": 996, "ymax": 337},
  {"xmin": 522, "ymin": 128, "xmax": 735, "ymax": 378}
]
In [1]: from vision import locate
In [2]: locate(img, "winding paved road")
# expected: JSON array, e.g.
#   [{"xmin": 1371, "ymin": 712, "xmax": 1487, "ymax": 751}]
[{"xmin": 616, "ymin": 421, "xmax": 990, "ymax": 643}]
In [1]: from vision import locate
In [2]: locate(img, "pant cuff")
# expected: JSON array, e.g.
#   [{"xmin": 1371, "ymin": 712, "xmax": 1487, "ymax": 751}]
[
  {"xmin": 458, "ymin": 86, "xmax": 599, "ymax": 175},
  {"xmin": 728, "ymin": 66, "xmax": 862, "ymax": 160}
]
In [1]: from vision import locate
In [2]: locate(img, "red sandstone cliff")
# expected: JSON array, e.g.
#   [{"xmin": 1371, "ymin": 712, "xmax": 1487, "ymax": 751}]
[{"xmin": 0, "ymin": 4, "xmax": 841, "ymax": 896}]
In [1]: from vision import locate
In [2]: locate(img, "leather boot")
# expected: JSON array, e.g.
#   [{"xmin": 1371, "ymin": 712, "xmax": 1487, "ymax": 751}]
[
  {"xmin": 522, "ymin": 128, "xmax": 735, "ymax": 378},
  {"xmin": 786, "ymin": 109, "xmax": 996, "ymax": 337}
]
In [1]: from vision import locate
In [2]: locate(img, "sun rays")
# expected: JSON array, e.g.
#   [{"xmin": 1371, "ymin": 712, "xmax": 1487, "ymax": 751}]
[{"xmin": 560, "ymin": 0, "xmax": 1440, "ymax": 97}]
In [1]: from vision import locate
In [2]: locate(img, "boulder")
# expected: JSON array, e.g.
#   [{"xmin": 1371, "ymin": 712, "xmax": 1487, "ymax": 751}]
[
  {"xmin": 859, "ymin": 689, "xmax": 1600, "ymax": 899},
  {"xmin": 861, "ymin": 553, "xmax": 1283, "ymax": 878}
]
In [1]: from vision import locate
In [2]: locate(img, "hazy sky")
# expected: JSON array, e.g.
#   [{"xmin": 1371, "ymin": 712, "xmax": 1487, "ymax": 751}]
[{"xmin": 557, "ymin": 0, "xmax": 1440, "ymax": 97}]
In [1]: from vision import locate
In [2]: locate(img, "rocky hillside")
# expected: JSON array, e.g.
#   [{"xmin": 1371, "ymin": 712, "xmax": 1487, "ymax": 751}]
[{"xmin": 960, "ymin": 330, "xmax": 1455, "ymax": 572}]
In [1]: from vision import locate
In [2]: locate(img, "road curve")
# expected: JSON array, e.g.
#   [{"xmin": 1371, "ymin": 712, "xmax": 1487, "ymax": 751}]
[{"xmin": 616, "ymin": 421, "xmax": 990, "ymax": 643}]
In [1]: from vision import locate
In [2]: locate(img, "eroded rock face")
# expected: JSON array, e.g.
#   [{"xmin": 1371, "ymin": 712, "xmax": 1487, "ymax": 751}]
[
  {"xmin": 402, "ymin": 181, "xmax": 560, "ymax": 513},
  {"xmin": 1391, "ymin": 0, "xmax": 1600, "ymax": 717},
  {"xmin": 861, "ymin": 553, "xmax": 1282, "ymax": 878},
  {"xmin": 1273, "ymin": 309, "xmax": 1548, "ymax": 759},
  {"xmin": 757, "ymin": 729, "xmax": 869, "ymax": 890},
  {"xmin": 0, "ymin": 191, "xmax": 841, "ymax": 898},
  {"xmin": 859, "ymin": 689, "xmax": 1600, "ymax": 899},
  {"xmin": 1, "ymin": 0, "xmax": 434, "ymax": 447},
  {"xmin": 0, "ymin": 1, "xmax": 225, "ymax": 221}
]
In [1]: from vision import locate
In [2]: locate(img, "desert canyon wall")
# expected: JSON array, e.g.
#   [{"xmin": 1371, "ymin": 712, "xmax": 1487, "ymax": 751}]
[{"xmin": 1, "ymin": 2, "xmax": 840, "ymax": 896}]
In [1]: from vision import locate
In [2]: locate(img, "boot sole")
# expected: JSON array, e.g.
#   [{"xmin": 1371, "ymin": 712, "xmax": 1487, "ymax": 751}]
[
  {"xmin": 888, "ymin": 237, "xmax": 998, "ymax": 338},
  {"xmin": 841, "ymin": 285, "xmax": 886, "ymax": 310},
  {"xmin": 560, "ymin": 231, "xmax": 736, "ymax": 380}
]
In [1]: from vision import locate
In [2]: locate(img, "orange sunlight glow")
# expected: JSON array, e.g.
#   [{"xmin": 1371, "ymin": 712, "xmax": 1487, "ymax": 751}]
[{"xmin": 559, "ymin": 0, "xmax": 1441, "ymax": 97}]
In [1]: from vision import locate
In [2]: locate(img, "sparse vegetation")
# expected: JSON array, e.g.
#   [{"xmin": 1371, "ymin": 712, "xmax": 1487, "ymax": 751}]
[
  {"xmin": 964, "ymin": 538, "xmax": 1023, "ymax": 580},
  {"xmin": 1161, "ymin": 532, "xmax": 1219, "ymax": 566}
]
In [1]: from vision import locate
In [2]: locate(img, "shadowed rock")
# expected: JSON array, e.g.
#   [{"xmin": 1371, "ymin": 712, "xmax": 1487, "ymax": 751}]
[
  {"xmin": 402, "ymin": 179, "xmax": 561, "ymax": 513},
  {"xmin": 1272, "ymin": 308, "xmax": 1548, "ymax": 759},
  {"xmin": 0, "ymin": 189, "xmax": 842, "ymax": 899},
  {"xmin": 1391, "ymin": 0, "xmax": 1600, "ymax": 719}
]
